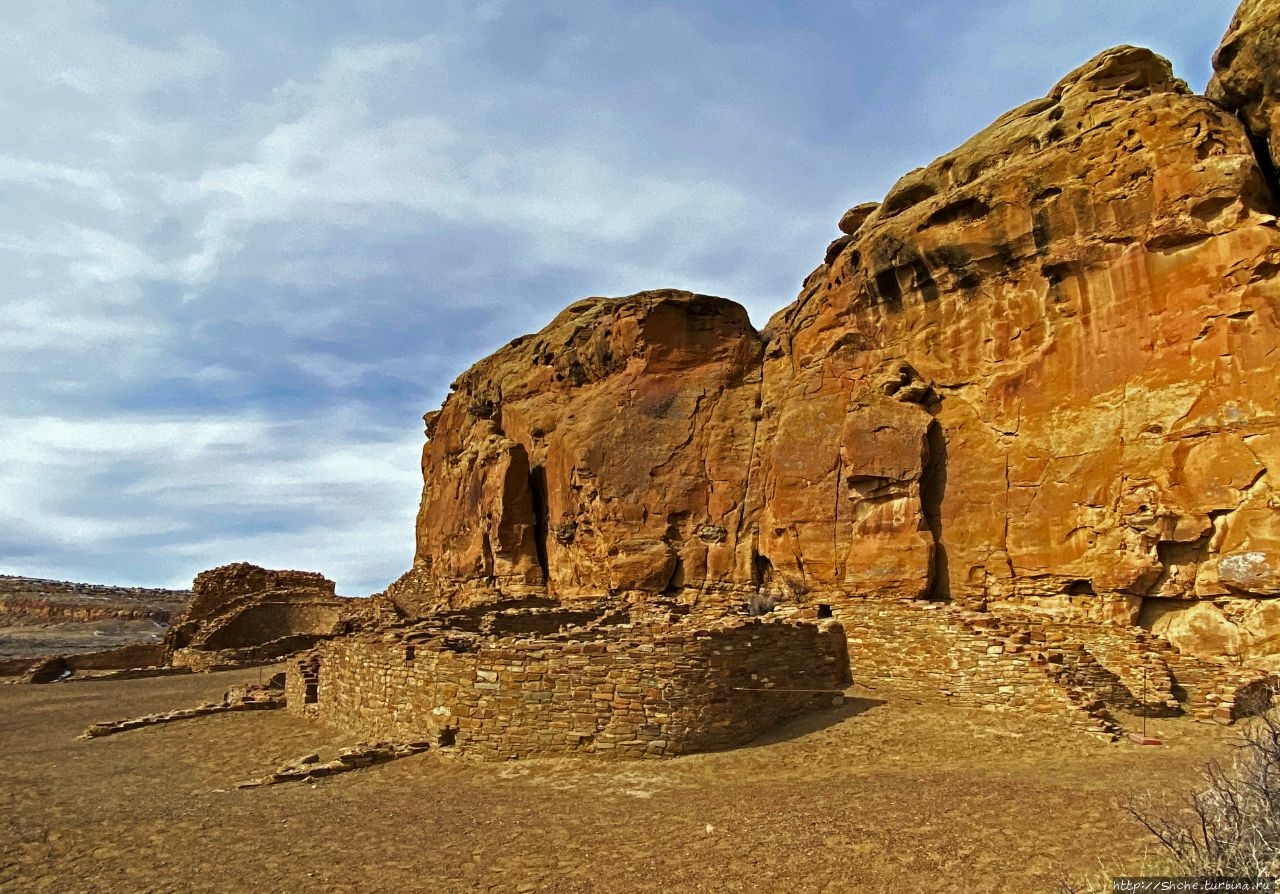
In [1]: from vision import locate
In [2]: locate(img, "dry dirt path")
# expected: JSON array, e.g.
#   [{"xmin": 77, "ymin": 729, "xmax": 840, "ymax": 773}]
[{"xmin": 0, "ymin": 670, "xmax": 1231, "ymax": 892}]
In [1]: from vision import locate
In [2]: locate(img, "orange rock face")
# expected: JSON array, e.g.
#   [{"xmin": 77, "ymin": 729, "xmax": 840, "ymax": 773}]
[
  {"xmin": 760, "ymin": 45, "xmax": 1280, "ymax": 617},
  {"xmin": 1209, "ymin": 0, "xmax": 1280, "ymax": 181},
  {"xmin": 396, "ymin": 11, "xmax": 1280, "ymax": 667},
  {"xmin": 395, "ymin": 291, "xmax": 763, "ymax": 615}
]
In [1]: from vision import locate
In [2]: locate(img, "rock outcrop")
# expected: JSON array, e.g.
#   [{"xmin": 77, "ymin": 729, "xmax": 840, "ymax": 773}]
[
  {"xmin": 761, "ymin": 44, "xmax": 1280, "ymax": 618},
  {"xmin": 1209, "ymin": 0, "xmax": 1280, "ymax": 186},
  {"xmin": 165, "ymin": 563, "xmax": 360, "ymax": 670},
  {"xmin": 392, "ymin": 7, "xmax": 1280, "ymax": 672},
  {"xmin": 392, "ymin": 291, "xmax": 763, "ymax": 615}
]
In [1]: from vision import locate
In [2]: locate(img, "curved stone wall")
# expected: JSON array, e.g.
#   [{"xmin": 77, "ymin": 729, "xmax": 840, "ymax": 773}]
[
  {"xmin": 201, "ymin": 603, "xmax": 344, "ymax": 651},
  {"xmin": 289, "ymin": 615, "xmax": 850, "ymax": 759}
]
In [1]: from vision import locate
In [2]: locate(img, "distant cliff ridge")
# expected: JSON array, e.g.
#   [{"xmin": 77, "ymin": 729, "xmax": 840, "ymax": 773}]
[{"xmin": 0, "ymin": 575, "xmax": 191, "ymax": 626}]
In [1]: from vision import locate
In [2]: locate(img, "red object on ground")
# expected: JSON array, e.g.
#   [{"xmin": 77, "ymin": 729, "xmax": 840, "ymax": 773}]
[{"xmin": 1127, "ymin": 733, "xmax": 1163, "ymax": 746}]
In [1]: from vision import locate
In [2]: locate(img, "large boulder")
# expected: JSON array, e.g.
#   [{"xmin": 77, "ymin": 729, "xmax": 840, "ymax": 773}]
[{"xmin": 1208, "ymin": 0, "xmax": 1280, "ymax": 179}]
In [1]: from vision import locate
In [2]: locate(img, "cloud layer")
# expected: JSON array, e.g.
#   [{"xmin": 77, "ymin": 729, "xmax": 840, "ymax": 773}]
[{"xmin": 0, "ymin": 0, "xmax": 1241, "ymax": 592}]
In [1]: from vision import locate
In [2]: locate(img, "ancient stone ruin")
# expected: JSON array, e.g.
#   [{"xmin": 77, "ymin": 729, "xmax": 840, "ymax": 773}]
[
  {"xmin": 2, "ymin": 563, "xmax": 371, "ymax": 683},
  {"xmin": 71, "ymin": 0, "xmax": 1280, "ymax": 760},
  {"xmin": 164, "ymin": 563, "xmax": 363, "ymax": 671},
  {"xmin": 288, "ymin": 601, "xmax": 850, "ymax": 759}
]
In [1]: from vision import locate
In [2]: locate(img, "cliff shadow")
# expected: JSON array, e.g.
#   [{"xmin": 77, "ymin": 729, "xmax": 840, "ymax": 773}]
[
  {"xmin": 734, "ymin": 695, "xmax": 889, "ymax": 751},
  {"xmin": 528, "ymin": 465, "xmax": 551, "ymax": 584},
  {"xmin": 922, "ymin": 419, "xmax": 950, "ymax": 600}
]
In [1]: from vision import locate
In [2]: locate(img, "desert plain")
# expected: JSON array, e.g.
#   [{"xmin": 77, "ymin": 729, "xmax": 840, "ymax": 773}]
[{"xmin": 0, "ymin": 667, "xmax": 1234, "ymax": 893}]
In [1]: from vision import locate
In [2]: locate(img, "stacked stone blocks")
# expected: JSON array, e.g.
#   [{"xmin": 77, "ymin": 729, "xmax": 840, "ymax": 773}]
[{"xmin": 289, "ymin": 614, "xmax": 850, "ymax": 759}]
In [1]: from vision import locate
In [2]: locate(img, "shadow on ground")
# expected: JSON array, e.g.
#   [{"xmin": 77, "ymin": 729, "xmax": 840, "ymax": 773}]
[{"xmin": 740, "ymin": 694, "xmax": 889, "ymax": 750}]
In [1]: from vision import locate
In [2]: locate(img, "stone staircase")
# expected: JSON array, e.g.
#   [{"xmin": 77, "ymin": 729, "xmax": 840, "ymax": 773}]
[
  {"xmin": 989, "ymin": 611, "xmax": 1277, "ymax": 726},
  {"xmin": 824, "ymin": 598, "xmax": 1277, "ymax": 739}
]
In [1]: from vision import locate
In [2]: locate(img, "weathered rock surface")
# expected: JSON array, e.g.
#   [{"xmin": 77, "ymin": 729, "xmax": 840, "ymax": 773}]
[
  {"xmin": 759, "ymin": 43, "xmax": 1280, "ymax": 619},
  {"xmin": 393, "ymin": 290, "xmax": 763, "ymax": 614},
  {"xmin": 395, "ymin": 9, "xmax": 1280, "ymax": 669},
  {"xmin": 1209, "ymin": 0, "xmax": 1280, "ymax": 183}
]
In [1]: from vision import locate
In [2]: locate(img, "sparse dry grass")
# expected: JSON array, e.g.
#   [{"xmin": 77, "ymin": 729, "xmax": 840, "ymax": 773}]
[
  {"xmin": 1128, "ymin": 707, "xmax": 1280, "ymax": 878},
  {"xmin": 0, "ymin": 672, "xmax": 1240, "ymax": 893}
]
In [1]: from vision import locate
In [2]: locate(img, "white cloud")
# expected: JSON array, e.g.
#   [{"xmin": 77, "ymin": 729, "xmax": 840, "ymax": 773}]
[
  {"xmin": 147, "ymin": 28, "xmax": 767, "ymax": 300},
  {"xmin": 10, "ymin": 8, "xmax": 226, "ymax": 98},
  {"xmin": 0, "ymin": 156, "xmax": 125, "ymax": 211},
  {"xmin": 0, "ymin": 299, "xmax": 162, "ymax": 352},
  {"xmin": 0, "ymin": 411, "xmax": 422, "ymax": 593}
]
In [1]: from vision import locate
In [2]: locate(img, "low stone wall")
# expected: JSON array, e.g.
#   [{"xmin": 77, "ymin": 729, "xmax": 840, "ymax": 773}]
[
  {"xmin": 822, "ymin": 599, "xmax": 1275, "ymax": 732},
  {"xmin": 80, "ymin": 683, "xmax": 283, "ymax": 738},
  {"xmin": 3, "ymin": 642, "xmax": 169, "ymax": 681},
  {"xmin": 0, "ymin": 656, "xmax": 41, "ymax": 676},
  {"xmin": 68, "ymin": 642, "xmax": 166, "ymax": 671},
  {"xmin": 976, "ymin": 608, "xmax": 1277, "ymax": 723},
  {"xmin": 171, "ymin": 633, "xmax": 331, "ymax": 671},
  {"xmin": 289, "ymin": 616, "xmax": 850, "ymax": 759},
  {"xmin": 829, "ymin": 600, "xmax": 1120, "ymax": 734}
]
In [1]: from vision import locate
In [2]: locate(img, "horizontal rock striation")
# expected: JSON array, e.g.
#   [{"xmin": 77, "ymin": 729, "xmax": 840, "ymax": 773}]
[
  {"xmin": 0, "ymin": 575, "xmax": 190, "ymax": 625},
  {"xmin": 762, "ymin": 45, "xmax": 1280, "ymax": 611}
]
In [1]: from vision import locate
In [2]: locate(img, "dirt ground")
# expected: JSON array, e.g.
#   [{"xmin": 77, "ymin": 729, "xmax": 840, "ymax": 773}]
[
  {"xmin": 0, "ymin": 667, "xmax": 1238, "ymax": 893},
  {"xmin": 0, "ymin": 621, "xmax": 168, "ymax": 663}
]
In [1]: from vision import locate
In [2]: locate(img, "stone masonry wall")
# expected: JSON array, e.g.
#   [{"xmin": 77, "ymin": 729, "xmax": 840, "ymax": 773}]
[
  {"xmin": 290, "ymin": 617, "xmax": 850, "ymax": 759},
  {"xmin": 831, "ymin": 600, "xmax": 1120, "ymax": 735},
  {"xmin": 199, "ymin": 603, "xmax": 343, "ymax": 651},
  {"xmin": 172, "ymin": 633, "xmax": 332, "ymax": 672},
  {"xmin": 829, "ymin": 600, "xmax": 1275, "ymax": 732}
]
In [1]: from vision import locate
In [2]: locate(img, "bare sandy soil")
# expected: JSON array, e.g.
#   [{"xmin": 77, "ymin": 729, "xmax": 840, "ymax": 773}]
[{"xmin": 0, "ymin": 668, "xmax": 1235, "ymax": 893}]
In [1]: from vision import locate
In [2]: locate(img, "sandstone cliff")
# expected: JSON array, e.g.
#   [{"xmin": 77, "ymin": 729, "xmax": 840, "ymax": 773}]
[
  {"xmin": 390, "ymin": 291, "xmax": 763, "ymax": 616},
  {"xmin": 392, "ymin": 3, "xmax": 1280, "ymax": 669},
  {"xmin": 763, "ymin": 44, "xmax": 1280, "ymax": 625},
  {"xmin": 1209, "ymin": 0, "xmax": 1280, "ymax": 189}
]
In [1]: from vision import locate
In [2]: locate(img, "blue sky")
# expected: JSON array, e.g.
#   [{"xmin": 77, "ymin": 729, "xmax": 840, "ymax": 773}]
[{"xmin": 0, "ymin": 0, "xmax": 1242, "ymax": 594}]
